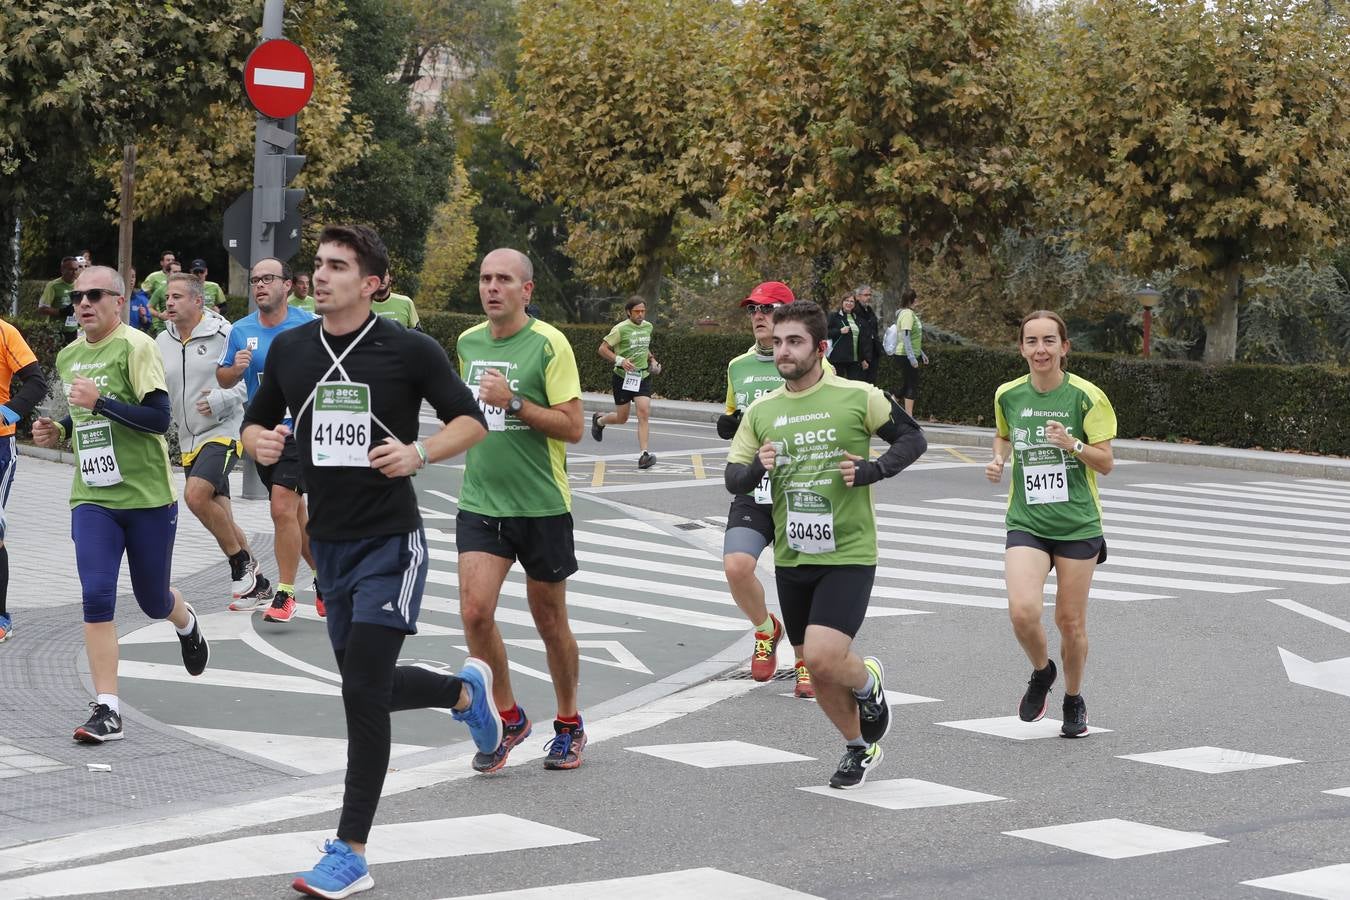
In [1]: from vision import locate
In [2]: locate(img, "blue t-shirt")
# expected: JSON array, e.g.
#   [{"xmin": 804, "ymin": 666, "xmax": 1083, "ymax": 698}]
[
  {"xmin": 219, "ymin": 306, "xmax": 316, "ymax": 401},
  {"xmin": 128, "ymin": 289, "xmax": 154, "ymax": 332}
]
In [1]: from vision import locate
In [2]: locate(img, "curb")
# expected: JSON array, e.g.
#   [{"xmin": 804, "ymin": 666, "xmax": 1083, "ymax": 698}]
[{"xmin": 581, "ymin": 394, "xmax": 1350, "ymax": 481}]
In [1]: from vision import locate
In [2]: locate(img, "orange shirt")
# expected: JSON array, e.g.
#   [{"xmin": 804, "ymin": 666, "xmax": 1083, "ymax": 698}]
[{"xmin": 0, "ymin": 320, "xmax": 38, "ymax": 438}]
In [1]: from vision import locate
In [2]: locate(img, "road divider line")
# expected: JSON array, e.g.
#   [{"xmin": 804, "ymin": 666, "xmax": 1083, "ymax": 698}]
[{"xmin": 591, "ymin": 460, "xmax": 606, "ymax": 487}]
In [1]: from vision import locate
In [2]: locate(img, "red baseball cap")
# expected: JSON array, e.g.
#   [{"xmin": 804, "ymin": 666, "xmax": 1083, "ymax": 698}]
[{"xmin": 740, "ymin": 281, "xmax": 796, "ymax": 307}]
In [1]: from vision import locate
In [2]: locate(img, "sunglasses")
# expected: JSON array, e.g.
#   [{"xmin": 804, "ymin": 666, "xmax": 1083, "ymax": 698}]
[
  {"xmin": 69, "ymin": 289, "xmax": 120, "ymax": 304},
  {"xmin": 747, "ymin": 303, "xmax": 785, "ymax": 315},
  {"xmin": 248, "ymin": 273, "xmax": 285, "ymax": 286}
]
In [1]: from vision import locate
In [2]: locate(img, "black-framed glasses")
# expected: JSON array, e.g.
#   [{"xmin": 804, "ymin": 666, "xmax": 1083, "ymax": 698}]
[
  {"xmin": 69, "ymin": 289, "xmax": 119, "ymax": 304},
  {"xmin": 248, "ymin": 273, "xmax": 285, "ymax": 286},
  {"xmin": 747, "ymin": 303, "xmax": 784, "ymax": 315}
]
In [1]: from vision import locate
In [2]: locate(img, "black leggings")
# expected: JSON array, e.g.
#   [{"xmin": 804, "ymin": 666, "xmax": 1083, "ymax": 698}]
[{"xmin": 335, "ymin": 623, "xmax": 464, "ymax": 844}]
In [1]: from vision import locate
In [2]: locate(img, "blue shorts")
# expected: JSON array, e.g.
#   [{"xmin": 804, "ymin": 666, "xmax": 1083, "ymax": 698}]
[
  {"xmin": 312, "ymin": 529, "xmax": 428, "ymax": 651},
  {"xmin": 0, "ymin": 436, "xmax": 15, "ymax": 542},
  {"xmin": 72, "ymin": 502, "xmax": 178, "ymax": 624}
]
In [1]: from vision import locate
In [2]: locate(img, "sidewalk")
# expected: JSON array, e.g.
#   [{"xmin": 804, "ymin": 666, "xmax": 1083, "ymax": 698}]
[{"xmin": 580, "ymin": 392, "xmax": 1350, "ymax": 480}]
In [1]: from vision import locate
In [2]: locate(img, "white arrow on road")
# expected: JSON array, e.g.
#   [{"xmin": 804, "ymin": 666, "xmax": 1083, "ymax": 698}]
[
  {"xmin": 504, "ymin": 638, "xmax": 653, "ymax": 674},
  {"xmin": 1278, "ymin": 648, "xmax": 1350, "ymax": 700}
]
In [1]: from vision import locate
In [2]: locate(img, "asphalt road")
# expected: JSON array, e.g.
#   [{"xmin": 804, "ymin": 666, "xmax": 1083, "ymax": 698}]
[{"xmin": 3, "ymin": 414, "xmax": 1349, "ymax": 899}]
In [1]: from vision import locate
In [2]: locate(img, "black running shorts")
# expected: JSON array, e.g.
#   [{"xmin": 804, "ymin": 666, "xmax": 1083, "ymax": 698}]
[
  {"xmin": 254, "ymin": 433, "xmax": 305, "ymax": 495},
  {"xmin": 773, "ymin": 564, "xmax": 875, "ymax": 648},
  {"xmin": 455, "ymin": 510, "xmax": 578, "ymax": 583},
  {"xmin": 1006, "ymin": 530, "xmax": 1107, "ymax": 566},
  {"xmin": 185, "ymin": 440, "xmax": 240, "ymax": 497}
]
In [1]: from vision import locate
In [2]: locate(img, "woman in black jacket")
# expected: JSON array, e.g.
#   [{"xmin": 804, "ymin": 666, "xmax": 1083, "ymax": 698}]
[{"xmin": 827, "ymin": 295, "xmax": 866, "ymax": 381}]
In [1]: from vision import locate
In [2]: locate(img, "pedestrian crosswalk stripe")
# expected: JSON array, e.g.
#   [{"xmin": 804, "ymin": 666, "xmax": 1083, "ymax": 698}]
[
  {"xmin": 1144, "ymin": 482, "xmax": 1350, "ymax": 512},
  {"xmin": 1092, "ymin": 492, "xmax": 1350, "ymax": 533},
  {"xmin": 1102, "ymin": 487, "xmax": 1350, "ymax": 522},
  {"xmin": 175, "ymin": 727, "xmax": 430, "ymax": 775},
  {"xmin": 423, "ymin": 550, "xmax": 736, "ymax": 608},
  {"xmin": 799, "ymin": 778, "xmax": 1006, "ymax": 810},
  {"xmin": 1004, "ymin": 818, "xmax": 1226, "ymax": 859},
  {"xmin": 1293, "ymin": 477, "xmax": 1350, "ymax": 491},
  {"xmin": 1241, "ymin": 862, "xmax": 1350, "ymax": 898},
  {"xmin": 0, "ymin": 815, "xmax": 595, "ymax": 898},
  {"xmin": 874, "ymin": 565, "xmax": 1168, "ymax": 602},
  {"xmin": 439, "ymin": 867, "xmax": 825, "ymax": 900},
  {"xmin": 881, "ymin": 501, "xmax": 1350, "ymax": 557},
  {"xmin": 877, "ymin": 524, "xmax": 1350, "ymax": 574},
  {"xmin": 626, "ymin": 740, "xmax": 815, "ymax": 768},
  {"xmin": 1246, "ymin": 479, "xmax": 1350, "ymax": 499},
  {"xmin": 417, "ymin": 594, "xmax": 640, "ymax": 634},
  {"xmin": 1116, "ymin": 746, "xmax": 1300, "ymax": 774},
  {"xmin": 427, "ymin": 525, "xmax": 721, "ymax": 566},
  {"xmin": 868, "ymin": 585, "xmax": 1008, "ymax": 609},
  {"xmin": 928, "ymin": 498, "xmax": 1347, "ymax": 545},
  {"xmin": 883, "ymin": 544, "xmax": 1339, "ymax": 587},
  {"xmin": 422, "ymin": 577, "xmax": 747, "ymax": 631},
  {"xmin": 118, "ymin": 661, "xmax": 341, "ymax": 696}
]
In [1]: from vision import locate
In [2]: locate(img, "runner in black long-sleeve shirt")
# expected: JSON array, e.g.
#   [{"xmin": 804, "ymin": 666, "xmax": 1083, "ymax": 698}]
[{"xmin": 242, "ymin": 224, "xmax": 496, "ymax": 900}]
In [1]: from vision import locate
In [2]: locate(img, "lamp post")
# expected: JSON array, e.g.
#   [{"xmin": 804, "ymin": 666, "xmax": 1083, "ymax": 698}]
[{"xmin": 1134, "ymin": 285, "xmax": 1162, "ymax": 358}]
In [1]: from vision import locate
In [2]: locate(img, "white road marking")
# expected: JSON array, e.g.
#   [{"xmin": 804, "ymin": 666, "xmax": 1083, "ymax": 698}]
[
  {"xmin": 799, "ymin": 778, "xmax": 1005, "ymax": 810},
  {"xmin": 117, "ymin": 661, "xmax": 341, "ymax": 696},
  {"xmin": 937, "ymin": 716, "xmax": 1111, "ymax": 740},
  {"xmin": 0, "ymin": 681, "xmax": 757, "ymax": 877},
  {"xmin": 1242, "ymin": 862, "xmax": 1350, "ymax": 899},
  {"xmin": 627, "ymin": 740, "xmax": 814, "ymax": 768},
  {"xmin": 1117, "ymin": 746, "xmax": 1301, "ymax": 774},
  {"xmin": 175, "ymin": 727, "xmax": 430, "ymax": 775},
  {"xmin": 1004, "ymin": 818, "xmax": 1226, "ymax": 859},
  {"xmin": 0, "ymin": 815, "xmax": 593, "ymax": 898},
  {"xmin": 439, "ymin": 867, "xmax": 824, "ymax": 900}
]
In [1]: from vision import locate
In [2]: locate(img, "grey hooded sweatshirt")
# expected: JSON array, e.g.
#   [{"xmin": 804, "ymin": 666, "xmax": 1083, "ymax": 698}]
[{"xmin": 157, "ymin": 311, "xmax": 248, "ymax": 461}]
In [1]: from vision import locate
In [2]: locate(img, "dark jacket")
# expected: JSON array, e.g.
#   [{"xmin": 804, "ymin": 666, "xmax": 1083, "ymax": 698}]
[
  {"xmin": 827, "ymin": 309, "xmax": 862, "ymax": 364},
  {"xmin": 855, "ymin": 302, "xmax": 882, "ymax": 370}
]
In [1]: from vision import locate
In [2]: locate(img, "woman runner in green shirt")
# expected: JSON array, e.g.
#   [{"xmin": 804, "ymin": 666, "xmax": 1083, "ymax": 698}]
[{"xmin": 985, "ymin": 310, "xmax": 1116, "ymax": 738}]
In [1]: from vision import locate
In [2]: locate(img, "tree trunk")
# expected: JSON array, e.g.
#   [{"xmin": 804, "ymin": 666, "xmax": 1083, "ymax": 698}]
[
  {"xmin": 1202, "ymin": 263, "xmax": 1241, "ymax": 364},
  {"xmin": 633, "ymin": 212, "xmax": 675, "ymax": 307},
  {"xmin": 117, "ymin": 143, "xmax": 136, "ymax": 323},
  {"xmin": 881, "ymin": 236, "xmax": 911, "ymax": 326}
]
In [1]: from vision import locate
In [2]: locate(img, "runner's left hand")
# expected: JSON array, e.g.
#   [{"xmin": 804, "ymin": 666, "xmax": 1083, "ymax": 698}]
[
  {"xmin": 840, "ymin": 450, "xmax": 865, "ymax": 487},
  {"xmin": 370, "ymin": 437, "xmax": 421, "ymax": 478}
]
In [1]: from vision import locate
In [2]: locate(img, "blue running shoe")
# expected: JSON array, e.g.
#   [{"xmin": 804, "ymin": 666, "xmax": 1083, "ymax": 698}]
[
  {"xmin": 0, "ymin": 613, "xmax": 12, "ymax": 643},
  {"xmin": 291, "ymin": 839, "xmax": 372, "ymax": 899},
  {"xmin": 452, "ymin": 657, "xmax": 503, "ymax": 754}
]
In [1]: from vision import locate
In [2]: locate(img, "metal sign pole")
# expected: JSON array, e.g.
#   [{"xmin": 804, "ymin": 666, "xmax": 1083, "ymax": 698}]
[{"xmin": 241, "ymin": 0, "xmax": 287, "ymax": 501}]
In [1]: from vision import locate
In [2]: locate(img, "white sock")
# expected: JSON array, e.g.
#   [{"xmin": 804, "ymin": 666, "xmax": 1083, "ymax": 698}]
[
  {"xmin": 853, "ymin": 670, "xmax": 877, "ymax": 699},
  {"xmin": 96, "ymin": 693, "xmax": 120, "ymax": 714},
  {"xmin": 173, "ymin": 610, "xmax": 196, "ymax": 637}
]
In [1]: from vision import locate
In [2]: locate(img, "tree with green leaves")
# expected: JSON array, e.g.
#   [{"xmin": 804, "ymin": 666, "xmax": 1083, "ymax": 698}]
[
  {"xmin": 717, "ymin": 0, "xmax": 1027, "ymax": 313},
  {"xmin": 417, "ymin": 158, "xmax": 480, "ymax": 308},
  {"xmin": 0, "ymin": 0, "xmax": 259, "ymax": 301},
  {"xmin": 1023, "ymin": 0, "xmax": 1350, "ymax": 363},
  {"xmin": 503, "ymin": 0, "xmax": 737, "ymax": 306}
]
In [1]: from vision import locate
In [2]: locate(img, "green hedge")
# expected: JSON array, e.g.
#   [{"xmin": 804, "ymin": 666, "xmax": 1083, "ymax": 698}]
[{"xmin": 10, "ymin": 309, "xmax": 1346, "ymax": 455}]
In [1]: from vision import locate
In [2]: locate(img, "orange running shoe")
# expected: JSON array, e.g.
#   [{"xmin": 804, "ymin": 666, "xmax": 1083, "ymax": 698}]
[
  {"xmin": 794, "ymin": 661, "xmax": 816, "ymax": 699},
  {"xmin": 262, "ymin": 590, "xmax": 296, "ymax": 624},
  {"xmin": 750, "ymin": 615, "xmax": 783, "ymax": 681}
]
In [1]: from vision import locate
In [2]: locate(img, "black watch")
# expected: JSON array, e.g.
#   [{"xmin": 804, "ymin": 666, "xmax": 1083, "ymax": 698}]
[{"xmin": 507, "ymin": 394, "xmax": 524, "ymax": 415}]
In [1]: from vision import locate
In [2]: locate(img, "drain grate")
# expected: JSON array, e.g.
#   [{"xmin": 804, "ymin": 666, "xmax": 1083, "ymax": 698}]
[
  {"xmin": 718, "ymin": 667, "xmax": 798, "ymax": 682},
  {"xmin": 675, "ymin": 521, "xmax": 705, "ymax": 530}
]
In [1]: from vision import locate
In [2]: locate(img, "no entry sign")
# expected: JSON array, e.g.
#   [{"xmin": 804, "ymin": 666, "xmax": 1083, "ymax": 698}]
[{"xmin": 244, "ymin": 39, "xmax": 314, "ymax": 119}]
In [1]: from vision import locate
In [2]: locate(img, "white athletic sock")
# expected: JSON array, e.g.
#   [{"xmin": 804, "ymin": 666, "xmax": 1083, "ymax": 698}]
[
  {"xmin": 173, "ymin": 610, "xmax": 197, "ymax": 637},
  {"xmin": 97, "ymin": 693, "xmax": 120, "ymax": 714},
  {"xmin": 853, "ymin": 670, "xmax": 877, "ymax": 699}
]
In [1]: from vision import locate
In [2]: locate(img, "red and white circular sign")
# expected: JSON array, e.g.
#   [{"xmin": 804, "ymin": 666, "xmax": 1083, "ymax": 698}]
[{"xmin": 243, "ymin": 39, "xmax": 315, "ymax": 119}]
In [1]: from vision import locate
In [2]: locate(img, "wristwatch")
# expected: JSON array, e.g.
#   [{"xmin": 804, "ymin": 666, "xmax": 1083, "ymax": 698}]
[
  {"xmin": 1072, "ymin": 439, "xmax": 1085, "ymax": 455},
  {"xmin": 507, "ymin": 394, "xmax": 524, "ymax": 415}
]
